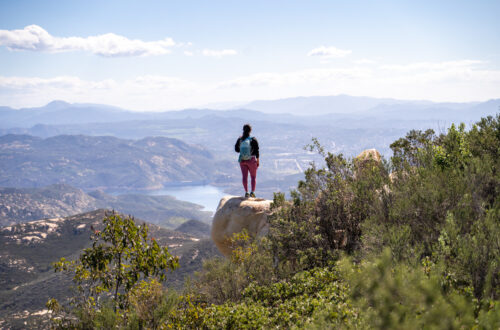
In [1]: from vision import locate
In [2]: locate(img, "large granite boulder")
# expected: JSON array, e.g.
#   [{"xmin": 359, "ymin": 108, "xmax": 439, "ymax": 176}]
[{"xmin": 211, "ymin": 196, "xmax": 272, "ymax": 257}]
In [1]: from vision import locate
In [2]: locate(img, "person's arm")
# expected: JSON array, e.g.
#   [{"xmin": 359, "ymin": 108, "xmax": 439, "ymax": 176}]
[
  {"xmin": 251, "ymin": 138, "xmax": 260, "ymax": 166},
  {"xmin": 235, "ymin": 137, "xmax": 241, "ymax": 153}
]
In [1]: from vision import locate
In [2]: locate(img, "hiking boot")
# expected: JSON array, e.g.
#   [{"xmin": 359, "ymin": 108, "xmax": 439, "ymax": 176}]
[
  {"xmin": 249, "ymin": 192, "xmax": 256, "ymax": 198},
  {"xmin": 245, "ymin": 192, "xmax": 250, "ymax": 198}
]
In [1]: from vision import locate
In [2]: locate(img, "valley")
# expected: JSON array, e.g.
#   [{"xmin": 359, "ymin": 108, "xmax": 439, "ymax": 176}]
[{"xmin": 3, "ymin": 97, "xmax": 498, "ymax": 200}]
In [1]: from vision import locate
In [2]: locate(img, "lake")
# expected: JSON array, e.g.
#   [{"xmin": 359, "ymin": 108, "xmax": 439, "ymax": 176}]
[{"xmin": 148, "ymin": 185, "xmax": 227, "ymax": 212}]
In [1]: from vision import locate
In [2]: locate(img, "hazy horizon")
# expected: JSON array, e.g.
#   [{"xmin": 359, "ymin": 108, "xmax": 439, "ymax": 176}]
[
  {"xmin": 0, "ymin": 93, "xmax": 496, "ymax": 113},
  {"xmin": 1, "ymin": 1, "xmax": 499, "ymax": 110}
]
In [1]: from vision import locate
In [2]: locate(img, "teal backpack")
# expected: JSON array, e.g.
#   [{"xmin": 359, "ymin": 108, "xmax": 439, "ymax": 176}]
[{"xmin": 239, "ymin": 137, "xmax": 253, "ymax": 161}]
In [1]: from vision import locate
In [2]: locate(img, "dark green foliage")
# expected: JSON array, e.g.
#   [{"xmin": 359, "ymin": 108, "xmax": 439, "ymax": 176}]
[
  {"xmin": 173, "ymin": 267, "xmax": 354, "ymax": 329},
  {"xmin": 382, "ymin": 115, "xmax": 500, "ymax": 301},
  {"xmin": 437, "ymin": 209, "xmax": 500, "ymax": 300},
  {"xmin": 267, "ymin": 140, "xmax": 390, "ymax": 274},
  {"xmin": 337, "ymin": 249, "xmax": 500, "ymax": 329},
  {"xmin": 390, "ymin": 128, "xmax": 436, "ymax": 169},
  {"xmin": 47, "ymin": 212, "xmax": 179, "ymax": 327},
  {"xmin": 127, "ymin": 279, "xmax": 180, "ymax": 329},
  {"xmin": 187, "ymin": 231, "xmax": 276, "ymax": 305}
]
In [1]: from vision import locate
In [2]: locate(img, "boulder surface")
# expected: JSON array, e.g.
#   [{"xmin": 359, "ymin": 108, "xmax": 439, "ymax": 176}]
[
  {"xmin": 355, "ymin": 148, "xmax": 382, "ymax": 163},
  {"xmin": 211, "ymin": 196, "xmax": 272, "ymax": 257}
]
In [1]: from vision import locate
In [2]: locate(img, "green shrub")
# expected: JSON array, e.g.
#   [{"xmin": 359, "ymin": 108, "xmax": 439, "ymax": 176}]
[
  {"xmin": 47, "ymin": 212, "xmax": 179, "ymax": 328},
  {"xmin": 437, "ymin": 208, "xmax": 500, "ymax": 300},
  {"xmin": 339, "ymin": 249, "xmax": 479, "ymax": 329},
  {"xmin": 267, "ymin": 151, "xmax": 389, "ymax": 274},
  {"xmin": 188, "ymin": 231, "xmax": 275, "ymax": 305},
  {"xmin": 178, "ymin": 267, "xmax": 354, "ymax": 329},
  {"xmin": 127, "ymin": 279, "xmax": 179, "ymax": 329}
]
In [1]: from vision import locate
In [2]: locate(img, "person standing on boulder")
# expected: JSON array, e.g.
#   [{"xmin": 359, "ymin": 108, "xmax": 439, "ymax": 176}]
[{"xmin": 235, "ymin": 124, "xmax": 259, "ymax": 198}]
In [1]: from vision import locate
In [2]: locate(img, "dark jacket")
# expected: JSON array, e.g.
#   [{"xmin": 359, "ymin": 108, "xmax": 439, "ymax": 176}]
[{"xmin": 235, "ymin": 136, "xmax": 259, "ymax": 159}]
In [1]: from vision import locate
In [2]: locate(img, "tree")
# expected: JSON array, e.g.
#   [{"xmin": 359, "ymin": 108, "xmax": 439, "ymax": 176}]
[{"xmin": 48, "ymin": 211, "xmax": 179, "ymax": 326}]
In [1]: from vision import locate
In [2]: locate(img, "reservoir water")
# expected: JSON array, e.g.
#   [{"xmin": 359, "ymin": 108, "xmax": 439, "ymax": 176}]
[{"xmin": 148, "ymin": 185, "xmax": 227, "ymax": 212}]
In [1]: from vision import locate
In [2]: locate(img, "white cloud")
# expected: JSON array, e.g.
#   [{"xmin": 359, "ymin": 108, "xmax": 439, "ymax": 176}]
[
  {"xmin": 0, "ymin": 75, "xmax": 200, "ymax": 109},
  {"xmin": 123, "ymin": 75, "xmax": 198, "ymax": 92},
  {"xmin": 184, "ymin": 51, "xmax": 194, "ymax": 56},
  {"xmin": 216, "ymin": 60, "xmax": 500, "ymax": 102},
  {"xmin": 308, "ymin": 46, "xmax": 352, "ymax": 58},
  {"xmin": 353, "ymin": 59, "xmax": 376, "ymax": 65},
  {"xmin": 0, "ymin": 76, "xmax": 94, "ymax": 90},
  {"xmin": 0, "ymin": 25, "xmax": 176, "ymax": 57},
  {"xmin": 202, "ymin": 49, "xmax": 237, "ymax": 57},
  {"xmin": 0, "ymin": 75, "xmax": 197, "ymax": 93},
  {"xmin": 380, "ymin": 60, "xmax": 483, "ymax": 72},
  {"xmin": 217, "ymin": 67, "xmax": 372, "ymax": 89}
]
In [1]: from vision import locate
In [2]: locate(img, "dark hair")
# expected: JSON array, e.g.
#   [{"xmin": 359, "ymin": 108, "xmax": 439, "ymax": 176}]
[{"xmin": 242, "ymin": 124, "xmax": 252, "ymax": 139}]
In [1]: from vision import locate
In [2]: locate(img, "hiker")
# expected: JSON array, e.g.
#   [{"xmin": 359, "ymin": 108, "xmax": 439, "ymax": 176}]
[{"xmin": 235, "ymin": 124, "xmax": 259, "ymax": 198}]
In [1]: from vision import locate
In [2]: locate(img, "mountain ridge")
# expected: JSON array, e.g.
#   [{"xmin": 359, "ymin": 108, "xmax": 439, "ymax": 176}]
[
  {"xmin": 1, "ymin": 95, "xmax": 497, "ymax": 128},
  {"xmin": 0, "ymin": 134, "xmax": 219, "ymax": 191}
]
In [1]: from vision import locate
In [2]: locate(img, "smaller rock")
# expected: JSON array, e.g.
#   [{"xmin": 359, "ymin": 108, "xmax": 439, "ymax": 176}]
[{"xmin": 355, "ymin": 148, "xmax": 381, "ymax": 163}]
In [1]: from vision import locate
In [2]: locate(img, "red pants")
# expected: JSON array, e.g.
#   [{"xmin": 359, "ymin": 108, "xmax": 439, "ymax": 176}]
[{"xmin": 240, "ymin": 157, "xmax": 257, "ymax": 192}]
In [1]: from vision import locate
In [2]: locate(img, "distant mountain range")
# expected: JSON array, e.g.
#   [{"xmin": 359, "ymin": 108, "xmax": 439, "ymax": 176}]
[
  {"xmin": 0, "ymin": 100, "xmax": 272, "ymax": 129},
  {"xmin": 0, "ymin": 209, "xmax": 221, "ymax": 328},
  {"xmin": 0, "ymin": 101, "xmax": 137, "ymax": 128},
  {"xmin": 0, "ymin": 183, "xmax": 212, "ymax": 228},
  {"xmin": 1, "ymin": 95, "xmax": 498, "ymax": 128},
  {"xmin": 239, "ymin": 94, "xmax": 488, "ymax": 116}
]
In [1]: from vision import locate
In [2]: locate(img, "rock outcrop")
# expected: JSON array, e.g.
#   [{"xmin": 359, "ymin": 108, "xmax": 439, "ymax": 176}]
[
  {"xmin": 354, "ymin": 148, "xmax": 384, "ymax": 179},
  {"xmin": 211, "ymin": 196, "xmax": 272, "ymax": 257},
  {"xmin": 355, "ymin": 148, "xmax": 382, "ymax": 163}
]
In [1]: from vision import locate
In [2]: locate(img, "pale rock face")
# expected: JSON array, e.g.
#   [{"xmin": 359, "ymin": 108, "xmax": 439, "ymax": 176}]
[
  {"xmin": 211, "ymin": 196, "xmax": 272, "ymax": 257},
  {"xmin": 355, "ymin": 148, "xmax": 382, "ymax": 163},
  {"xmin": 354, "ymin": 149, "xmax": 383, "ymax": 179}
]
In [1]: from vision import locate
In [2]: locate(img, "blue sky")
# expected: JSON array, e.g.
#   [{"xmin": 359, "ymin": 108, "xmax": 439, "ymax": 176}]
[{"xmin": 0, "ymin": 0, "xmax": 499, "ymax": 110}]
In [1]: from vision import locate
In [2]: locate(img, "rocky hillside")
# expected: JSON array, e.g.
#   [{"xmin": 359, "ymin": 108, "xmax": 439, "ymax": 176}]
[
  {"xmin": 0, "ymin": 184, "xmax": 212, "ymax": 228},
  {"xmin": 0, "ymin": 209, "xmax": 220, "ymax": 328},
  {"xmin": 0, "ymin": 134, "xmax": 219, "ymax": 191},
  {"xmin": 175, "ymin": 219, "xmax": 211, "ymax": 237},
  {"xmin": 0, "ymin": 184, "xmax": 97, "ymax": 227}
]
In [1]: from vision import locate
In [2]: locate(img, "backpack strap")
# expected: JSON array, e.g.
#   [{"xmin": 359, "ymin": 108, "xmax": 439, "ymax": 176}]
[{"xmin": 240, "ymin": 136, "xmax": 252, "ymax": 144}]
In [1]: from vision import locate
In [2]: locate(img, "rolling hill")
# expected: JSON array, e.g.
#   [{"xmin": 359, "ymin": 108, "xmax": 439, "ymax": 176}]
[{"xmin": 0, "ymin": 183, "xmax": 212, "ymax": 228}]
